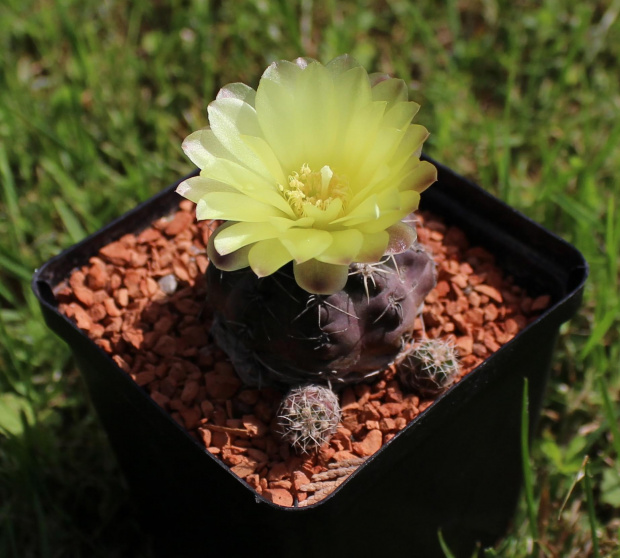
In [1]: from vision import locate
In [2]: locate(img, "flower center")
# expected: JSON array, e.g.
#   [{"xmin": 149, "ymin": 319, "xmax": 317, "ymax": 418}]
[{"xmin": 281, "ymin": 164, "xmax": 349, "ymax": 217}]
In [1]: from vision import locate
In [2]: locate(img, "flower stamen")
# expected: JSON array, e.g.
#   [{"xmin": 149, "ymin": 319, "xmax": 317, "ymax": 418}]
[{"xmin": 282, "ymin": 163, "xmax": 349, "ymax": 217}]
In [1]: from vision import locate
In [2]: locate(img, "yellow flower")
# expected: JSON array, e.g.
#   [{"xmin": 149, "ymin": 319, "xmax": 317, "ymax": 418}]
[{"xmin": 177, "ymin": 55, "xmax": 437, "ymax": 294}]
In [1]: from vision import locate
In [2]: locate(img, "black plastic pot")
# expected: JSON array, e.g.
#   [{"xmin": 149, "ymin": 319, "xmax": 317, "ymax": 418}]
[{"xmin": 32, "ymin": 159, "xmax": 587, "ymax": 558}]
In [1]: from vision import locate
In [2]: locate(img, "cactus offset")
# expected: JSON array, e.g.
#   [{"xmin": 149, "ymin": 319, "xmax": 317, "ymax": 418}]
[
  {"xmin": 277, "ymin": 385, "xmax": 342, "ymax": 453},
  {"xmin": 206, "ymin": 243, "xmax": 437, "ymax": 387},
  {"xmin": 396, "ymin": 338, "xmax": 460, "ymax": 397}
]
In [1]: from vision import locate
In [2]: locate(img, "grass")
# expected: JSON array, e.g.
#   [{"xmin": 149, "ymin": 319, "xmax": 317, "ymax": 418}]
[{"xmin": 0, "ymin": 0, "xmax": 619, "ymax": 555}]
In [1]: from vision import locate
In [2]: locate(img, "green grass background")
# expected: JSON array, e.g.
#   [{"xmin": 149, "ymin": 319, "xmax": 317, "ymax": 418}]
[{"xmin": 1, "ymin": 0, "xmax": 619, "ymax": 556}]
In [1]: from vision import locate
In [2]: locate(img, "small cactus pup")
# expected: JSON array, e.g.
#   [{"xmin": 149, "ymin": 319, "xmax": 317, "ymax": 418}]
[
  {"xmin": 277, "ymin": 384, "xmax": 342, "ymax": 453},
  {"xmin": 176, "ymin": 54, "xmax": 438, "ymax": 388},
  {"xmin": 396, "ymin": 338, "xmax": 461, "ymax": 397}
]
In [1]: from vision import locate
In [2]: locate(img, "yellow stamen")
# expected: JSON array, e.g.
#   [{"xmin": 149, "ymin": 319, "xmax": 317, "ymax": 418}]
[{"xmin": 282, "ymin": 164, "xmax": 349, "ymax": 217}]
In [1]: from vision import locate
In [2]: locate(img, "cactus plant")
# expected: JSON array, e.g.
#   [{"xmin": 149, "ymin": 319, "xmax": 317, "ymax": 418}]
[
  {"xmin": 206, "ymin": 243, "xmax": 436, "ymax": 387},
  {"xmin": 276, "ymin": 384, "xmax": 342, "ymax": 453},
  {"xmin": 396, "ymin": 338, "xmax": 461, "ymax": 397},
  {"xmin": 177, "ymin": 54, "xmax": 440, "ymax": 450}
]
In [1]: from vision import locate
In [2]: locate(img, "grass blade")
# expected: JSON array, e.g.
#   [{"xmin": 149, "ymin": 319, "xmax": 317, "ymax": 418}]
[
  {"xmin": 583, "ymin": 458, "xmax": 601, "ymax": 558},
  {"xmin": 438, "ymin": 529, "xmax": 457, "ymax": 558},
  {"xmin": 52, "ymin": 197, "xmax": 87, "ymax": 244},
  {"xmin": 521, "ymin": 377, "xmax": 539, "ymax": 552}
]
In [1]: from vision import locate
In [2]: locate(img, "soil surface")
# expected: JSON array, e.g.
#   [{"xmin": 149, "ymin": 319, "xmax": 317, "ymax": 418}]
[{"xmin": 55, "ymin": 199, "xmax": 550, "ymax": 507}]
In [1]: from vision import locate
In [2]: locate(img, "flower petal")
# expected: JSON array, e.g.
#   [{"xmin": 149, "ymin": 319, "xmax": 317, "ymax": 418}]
[
  {"xmin": 385, "ymin": 222, "xmax": 417, "ymax": 254},
  {"xmin": 326, "ymin": 54, "xmax": 362, "ymax": 75},
  {"xmin": 371, "ymin": 77, "xmax": 409, "ymax": 107},
  {"xmin": 197, "ymin": 192, "xmax": 286, "ymax": 221},
  {"xmin": 207, "ymin": 223, "xmax": 252, "ymax": 271},
  {"xmin": 302, "ymin": 198, "xmax": 343, "ymax": 226},
  {"xmin": 391, "ymin": 124, "xmax": 430, "ymax": 171},
  {"xmin": 315, "ymin": 229, "xmax": 364, "ymax": 265},
  {"xmin": 182, "ymin": 128, "xmax": 231, "ymax": 169},
  {"xmin": 213, "ymin": 221, "xmax": 279, "ymax": 256},
  {"xmin": 382, "ymin": 101, "xmax": 420, "ymax": 130},
  {"xmin": 248, "ymin": 238, "xmax": 293, "ymax": 276},
  {"xmin": 332, "ymin": 194, "xmax": 381, "ymax": 226},
  {"xmin": 293, "ymin": 260, "xmax": 349, "ymax": 295},
  {"xmin": 239, "ymin": 134, "xmax": 287, "ymax": 185},
  {"xmin": 268, "ymin": 215, "xmax": 314, "ymax": 232},
  {"xmin": 202, "ymin": 157, "xmax": 294, "ymax": 216},
  {"xmin": 294, "ymin": 62, "xmax": 337, "ymax": 166},
  {"xmin": 356, "ymin": 231, "xmax": 390, "ymax": 262},
  {"xmin": 176, "ymin": 175, "xmax": 238, "ymax": 204},
  {"xmin": 216, "ymin": 82, "xmax": 256, "ymax": 106},
  {"xmin": 280, "ymin": 228, "xmax": 333, "ymax": 264},
  {"xmin": 368, "ymin": 72, "xmax": 390, "ymax": 87},
  {"xmin": 397, "ymin": 160, "xmax": 438, "ymax": 193},
  {"xmin": 255, "ymin": 76, "xmax": 300, "ymax": 172},
  {"xmin": 208, "ymin": 97, "xmax": 272, "ymax": 179}
]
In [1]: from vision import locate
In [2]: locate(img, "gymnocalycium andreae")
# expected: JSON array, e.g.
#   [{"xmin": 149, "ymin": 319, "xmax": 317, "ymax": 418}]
[
  {"xmin": 177, "ymin": 55, "xmax": 438, "ymax": 451},
  {"xmin": 277, "ymin": 384, "xmax": 342, "ymax": 453},
  {"xmin": 396, "ymin": 338, "xmax": 461, "ymax": 398}
]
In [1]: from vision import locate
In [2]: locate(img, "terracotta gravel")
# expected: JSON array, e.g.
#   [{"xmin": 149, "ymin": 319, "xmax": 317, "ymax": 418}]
[{"xmin": 55, "ymin": 199, "xmax": 550, "ymax": 507}]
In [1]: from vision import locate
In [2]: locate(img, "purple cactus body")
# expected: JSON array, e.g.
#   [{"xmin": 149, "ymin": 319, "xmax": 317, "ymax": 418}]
[{"xmin": 206, "ymin": 242, "xmax": 437, "ymax": 388}]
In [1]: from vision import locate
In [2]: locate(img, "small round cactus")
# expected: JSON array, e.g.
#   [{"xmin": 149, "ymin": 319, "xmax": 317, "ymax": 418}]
[
  {"xmin": 396, "ymin": 338, "xmax": 460, "ymax": 397},
  {"xmin": 277, "ymin": 384, "xmax": 342, "ymax": 453}
]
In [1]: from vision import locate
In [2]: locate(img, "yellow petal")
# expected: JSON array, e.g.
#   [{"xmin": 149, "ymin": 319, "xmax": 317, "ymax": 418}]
[
  {"xmin": 261, "ymin": 59, "xmax": 303, "ymax": 87},
  {"xmin": 355, "ymin": 231, "xmax": 390, "ymax": 262},
  {"xmin": 354, "ymin": 209, "xmax": 408, "ymax": 234},
  {"xmin": 197, "ymin": 192, "xmax": 286, "ymax": 221},
  {"xmin": 202, "ymin": 157, "xmax": 294, "ymax": 216},
  {"xmin": 315, "ymin": 229, "xmax": 364, "ymax": 265},
  {"xmin": 302, "ymin": 198, "xmax": 343, "ymax": 226},
  {"xmin": 326, "ymin": 54, "xmax": 362, "ymax": 75},
  {"xmin": 397, "ymin": 161, "xmax": 438, "ymax": 193},
  {"xmin": 280, "ymin": 228, "xmax": 333, "ymax": 264},
  {"xmin": 248, "ymin": 239, "xmax": 293, "ymax": 277},
  {"xmin": 293, "ymin": 56, "xmax": 317, "ymax": 69},
  {"xmin": 268, "ymin": 215, "xmax": 314, "ymax": 232},
  {"xmin": 207, "ymin": 223, "xmax": 251, "ymax": 271},
  {"xmin": 216, "ymin": 82, "xmax": 256, "ymax": 106},
  {"xmin": 207, "ymin": 97, "xmax": 270, "ymax": 178},
  {"xmin": 371, "ymin": 77, "xmax": 409, "ymax": 107},
  {"xmin": 295, "ymin": 62, "xmax": 337, "ymax": 166},
  {"xmin": 176, "ymin": 175, "xmax": 237, "ymax": 204},
  {"xmin": 213, "ymin": 221, "xmax": 279, "ymax": 256},
  {"xmin": 332, "ymin": 194, "xmax": 381, "ymax": 226},
  {"xmin": 239, "ymin": 134, "xmax": 287, "ymax": 185},
  {"xmin": 368, "ymin": 72, "xmax": 390, "ymax": 86},
  {"xmin": 182, "ymin": 128, "xmax": 232, "ymax": 169},
  {"xmin": 382, "ymin": 101, "xmax": 420, "ymax": 130},
  {"xmin": 391, "ymin": 124, "xmax": 430, "ymax": 171},
  {"xmin": 293, "ymin": 260, "xmax": 349, "ymax": 295},
  {"xmin": 255, "ymin": 77, "xmax": 300, "ymax": 172}
]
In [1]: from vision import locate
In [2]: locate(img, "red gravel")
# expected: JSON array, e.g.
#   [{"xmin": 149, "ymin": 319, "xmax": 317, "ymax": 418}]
[{"xmin": 55, "ymin": 199, "xmax": 550, "ymax": 507}]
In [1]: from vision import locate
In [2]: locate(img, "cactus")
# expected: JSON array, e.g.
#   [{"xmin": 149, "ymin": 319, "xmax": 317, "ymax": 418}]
[
  {"xmin": 206, "ymin": 242, "xmax": 437, "ymax": 387},
  {"xmin": 396, "ymin": 338, "xmax": 460, "ymax": 397},
  {"xmin": 276, "ymin": 384, "xmax": 342, "ymax": 453}
]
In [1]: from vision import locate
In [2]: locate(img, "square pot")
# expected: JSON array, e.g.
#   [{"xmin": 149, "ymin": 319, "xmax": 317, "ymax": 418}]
[{"xmin": 32, "ymin": 158, "xmax": 587, "ymax": 558}]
